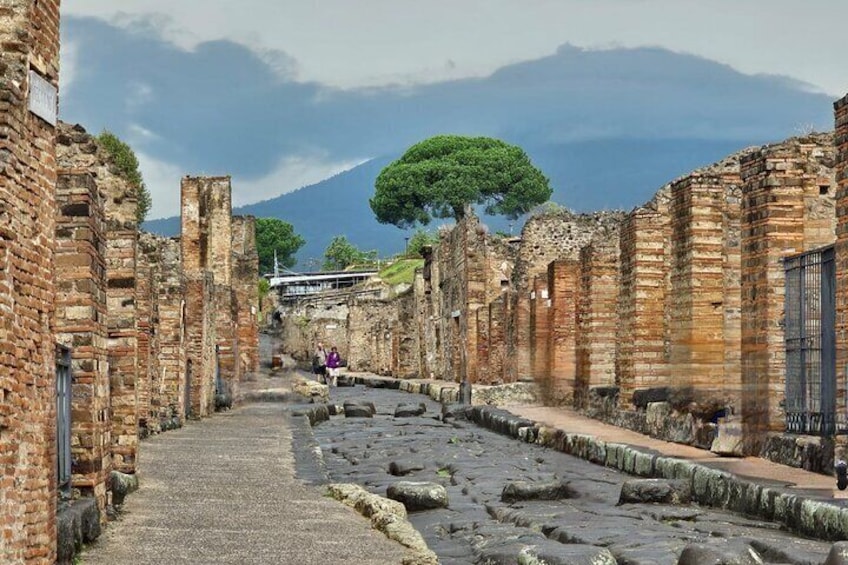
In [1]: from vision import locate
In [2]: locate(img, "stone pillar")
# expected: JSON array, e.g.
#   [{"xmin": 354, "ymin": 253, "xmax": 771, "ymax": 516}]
[
  {"xmin": 512, "ymin": 293, "xmax": 533, "ymax": 382},
  {"xmin": 529, "ymin": 274, "xmax": 550, "ymax": 397},
  {"xmin": 0, "ymin": 1, "xmax": 61, "ymax": 561},
  {"xmin": 576, "ymin": 237, "xmax": 620, "ymax": 400},
  {"xmin": 740, "ymin": 135, "xmax": 836, "ymax": 450},
  {"xmin": 617, "ymin": 207, "xmax": 670, "ymax": 405},
  {"xmin": 232, "ymin": 216, "xmax": 259, "ymax": 375},
  {"xmin": 547, "ymin": 260, "xmax": 579, "ymax": 405},
  {"xmin": 54, "ymin": 172, "xmax": 110, "ymax": 514}
]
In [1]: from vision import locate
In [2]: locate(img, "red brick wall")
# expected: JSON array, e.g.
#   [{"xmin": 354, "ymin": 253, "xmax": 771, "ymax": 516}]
[
  {"xmin": 54, "ymin": 172, "xmax": 110, "ymax": 514},
  {"xmin": 0, "ymin": 1, "xmax": 61, "ymax": 561}
]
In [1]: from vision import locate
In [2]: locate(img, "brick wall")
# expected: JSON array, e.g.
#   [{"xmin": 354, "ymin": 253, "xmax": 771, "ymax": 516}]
[
  {"xmin": 575, "ymin": 233, "xmax": 620, "ymax": 400},
  {"xmin": 54, "ymin": 172, "xmax": 110, "ymax": 514},
  {"xmin": 232, "ymin": 216, "xmax": 259, "ymax": 375},
  {"xmin": 0, "ymin": 1, "xmax": 61, "ymax": 561},
  {"xmin": 740, "ymin": 134, "xmax": 836, "ymax": 449},
  {"xmin": 483, "ymin": 296, "xmax": 507, "ymax": 384}
]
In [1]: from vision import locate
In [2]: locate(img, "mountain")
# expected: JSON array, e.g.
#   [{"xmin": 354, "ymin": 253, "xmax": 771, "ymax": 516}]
[{"xmin": 141, "ymin": 45, "xmax": 834, "ymax": 266}]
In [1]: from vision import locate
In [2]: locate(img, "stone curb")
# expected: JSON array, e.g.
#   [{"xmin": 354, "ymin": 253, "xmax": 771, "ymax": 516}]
[
  {"xmin": 326, "ymin": 483, "xmax": 439, "ymax": 565},
  {"xmin": 353, "ymin": 374, "xmax": 848, "ymax": 543}
]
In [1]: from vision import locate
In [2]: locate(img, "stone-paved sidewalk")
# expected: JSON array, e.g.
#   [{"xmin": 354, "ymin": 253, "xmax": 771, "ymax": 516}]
[{"xmin": 80, "ymin": 402, "xmax": 412, "ymax": 565}]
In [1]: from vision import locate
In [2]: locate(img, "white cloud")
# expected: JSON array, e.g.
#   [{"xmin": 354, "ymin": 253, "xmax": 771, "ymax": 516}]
[
  {"xmin": 136, "ymin": 151, "xmax": 184, "ymax": 220},
  {"xmin": 62, "ymin": 0, "xmax": 848, "ymax": 95},
  {"xmin": 59, "ymin": 38, "xmax": 78, "ymax": 93},
  {"xmin": 233, "ymin": 154, "xmax": 368, "ymax": 208},
  {"xmin": 138, "ymin": 148, "xmax": 367, "ymax": 220}
]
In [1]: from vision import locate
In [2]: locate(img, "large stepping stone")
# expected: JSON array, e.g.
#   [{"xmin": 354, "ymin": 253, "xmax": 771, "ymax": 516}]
[
  {"xmin": 394, "ymin": 403, "xmax": 427, "ymax": 418},
  {"xmin": 677, "ymin": 542, "xmax": 763, "ymax": 565},
  {"xmin": 501, "ymin": 479, "xmax": 577, "ymax": 503},
  {"xmin": 387, "ymin": 481, "xmax": 449, "ymax": 511},
  {"xmin": 110, "ymin": 470, "xmax": 139, "ymax": 506},
  {"xmin": 618, "ymin": 478, "xmax": 692, "ymax": 505},
  {"xmin": 388, "ymin": 461, "xmax": 426, "ymax": 476},
  {"xmin": 343, "ymin": 401, "xmax": 376, "ymax": 418}
]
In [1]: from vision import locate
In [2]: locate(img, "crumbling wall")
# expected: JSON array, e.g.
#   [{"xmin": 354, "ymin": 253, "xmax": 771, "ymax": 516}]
[
  {"xmin": 740, "ymin": 134, "xmax": 836, "ymax": 451},
  {"xmin": 509, "ymin": 210, "xmax": 624, "ymax": 383},
  {"xmin": 54, "ymin": 172, "xmax": 111, "ymax": 514},
  {"xmin": 348, "ymin": 298, "xmax": 395, "ymax": 374},
  {"xmin": 232, "ymin": 216, "xmax": 259, "ymax": 375},
  {"xmin": 0, "ymin": 1, "xmax": 62, "ymax": 561}
]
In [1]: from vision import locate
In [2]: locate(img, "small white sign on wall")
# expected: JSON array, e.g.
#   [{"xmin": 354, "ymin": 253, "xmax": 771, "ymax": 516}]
[
  {"xmin": 541, "ymin": 289, "xmax": 549, "ymax": 299},
  {"xmin": 28, "ymin": 70, "xmax": 57, "ymax": 126},
  {"xmin": 325, "ymin": 324, "xmax": 338, "ymax": 330},
  {"xmin": 530, "ymin": 291, "xmax": 536, "ymax": 300}
]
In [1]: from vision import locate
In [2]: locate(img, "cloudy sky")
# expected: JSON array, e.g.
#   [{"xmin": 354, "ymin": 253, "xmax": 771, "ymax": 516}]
[{"xmin": 60, "ymin": 1, "xmax": 848, "ymax": 220}]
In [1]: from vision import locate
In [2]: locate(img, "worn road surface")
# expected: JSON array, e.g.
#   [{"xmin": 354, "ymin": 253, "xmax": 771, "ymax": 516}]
[{"xmin": 80, "ymin": 401, "xmax": 412, "ymax": 565}]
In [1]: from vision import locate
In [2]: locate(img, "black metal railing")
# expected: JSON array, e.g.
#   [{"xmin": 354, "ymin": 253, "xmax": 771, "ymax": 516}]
[{"xmin": 784, "ymin": 245, "xmax": 839, "ymax": 435}]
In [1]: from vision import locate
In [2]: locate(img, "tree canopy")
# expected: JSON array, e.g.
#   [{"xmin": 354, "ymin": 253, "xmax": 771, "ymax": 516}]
[
  {"xmin": 97, "ymin": 131, "xmax": 151, "ymax": 224},
  {"xmin": 255, "ymin": 217, "xmax": 305, "ymax": 274},
  {"xmin": 370, "ymin": 135, "xmax": 552, "ymax": 228},
  {"xmin": 406, "ymin": 228, "xmax": 439, "ymax": 257},
  {"xmin": 323, "ymin": 235, "xmax": 377, "ymax": 271}
]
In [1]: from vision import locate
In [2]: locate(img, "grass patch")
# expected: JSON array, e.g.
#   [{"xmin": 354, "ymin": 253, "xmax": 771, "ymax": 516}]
[
  {"xmin": 436, "ymin": 467, "xmax": 451, "ymax": 477},
  {"xmin": 378, "ymin": 259, "xmax": 425, "ymax": 286}
]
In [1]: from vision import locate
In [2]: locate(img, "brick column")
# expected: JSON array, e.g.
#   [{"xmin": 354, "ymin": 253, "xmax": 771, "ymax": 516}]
[
  {"xmin": 54, "ymin": 172, "xmax": 110, "ymax": 514},
  {"xmin": 529, "ymin": 274, "xmax": 550, "ymax": 398},
  {"xmin": 486, "ymin": 297, "xmax": 507, "ymax": 384},
  {"xmin": 670, "ymin": 174, "xmax": 741, "ymax": 405},
  {"xmin": 475, "ymin": 308, "xmax": 489, "ymax": 384},
  {"xmin": 576, "ymin": 238, "xmax": 619, "ymax": 399},
  {"xmin": 154, "ymin": 237, "xmax": 186, "ymax": 427},
  {"xmin": 836, "ymin": 96, "xmax": 848, "ymax": 445},
  {"xmin": 136, "ymin": 234, "xmax": 160, "ymax": 437},
  {"xmin": 513, "ymin": 292, "xmax": 533, "ymax": 382},
  {"xmin": 0, "ymin": 1, "xmax": 62, "ymax": 561},
  {"xmin": 232, "ymin": 216, "xmax": 259, "ymax": 375},
  {"xmin": 547, "ymin": 260, "xmax": 579, "ymax": 405},
  {"xmin": 618, "ymin": 208, "xmax": 670, "ymax": 404}
]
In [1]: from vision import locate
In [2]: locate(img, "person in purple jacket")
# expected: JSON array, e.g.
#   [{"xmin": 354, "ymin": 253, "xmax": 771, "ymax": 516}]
[{"xmin": 326, "ymin": 346, "xmax": 342, "ymax": 387}]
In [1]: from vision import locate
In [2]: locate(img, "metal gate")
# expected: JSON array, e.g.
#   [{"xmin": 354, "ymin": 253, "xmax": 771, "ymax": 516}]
[
  {"xmin": 784, "ymin": 245, "xmax": 838, "ymax": 435},
  {"xmin": 56, "ymin": 344, "xmax": 72, "ymax": 492}
]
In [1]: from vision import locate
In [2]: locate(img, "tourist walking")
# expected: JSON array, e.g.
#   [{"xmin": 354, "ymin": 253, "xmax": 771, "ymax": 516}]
[
  {"xmin": 313, "ymin": 342, "xmax": 328, "ymax": 381},
  {"xmin": 326, "ymin": 346, "xmax": 342, "ymax": 387}
]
